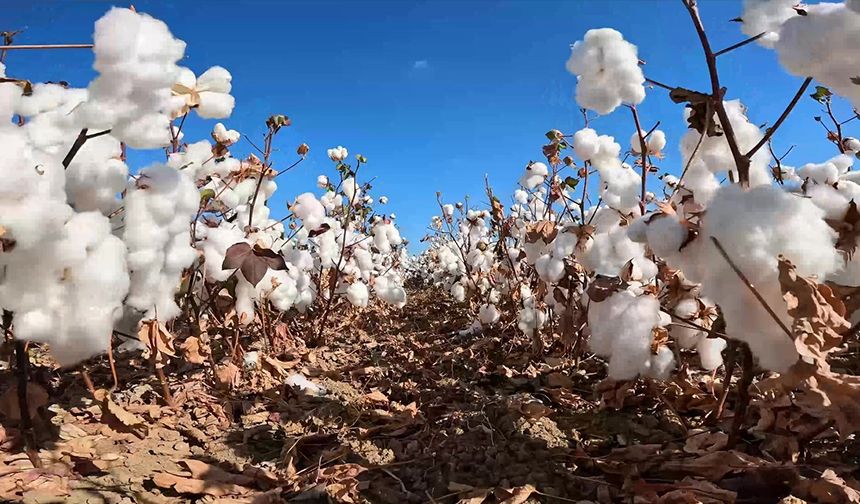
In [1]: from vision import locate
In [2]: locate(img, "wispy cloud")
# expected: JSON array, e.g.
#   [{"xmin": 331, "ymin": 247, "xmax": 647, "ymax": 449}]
[{"xmin": 412, "ymin": 60, "xmax": 429, "ymax": 70}]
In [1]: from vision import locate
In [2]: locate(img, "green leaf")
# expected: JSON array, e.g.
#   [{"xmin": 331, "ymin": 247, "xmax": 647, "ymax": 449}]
[
  {"xmin": 356, "ymin": 154, "xmax": 368, "ymax": 164},
  {"xmin": 810, "ymin": 85, "xmax": 832, "ymax": 103},
  {"xmin": 564, "ymin": 176, "xmax": 579, "ymax": 190},
  {"xmin": 200, "ymin": 188, "xmax": 216, "ymax": 203}
]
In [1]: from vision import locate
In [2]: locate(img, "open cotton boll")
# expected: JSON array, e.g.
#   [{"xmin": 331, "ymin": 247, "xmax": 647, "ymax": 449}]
[
  {"xmin": 212, "ymin": 122, "xmax": 240, "ymax": 145},
  {"xmin": 65, "ymin": 134, "xmax": 128, "ymax": 215},
  {"xmin": 346, "ymin": 281, "xmax": 369, "ymax": 308},
  {"xmin": 327, "ymin": 146, "xmax": 348, "ymax": 162},
  {"xmin": 697, "ymin": 337, "xmax": 727, "ymax": 371},
  {"xmin": 798, "ymin": 160, "xmax": 841, "ymax": 185},
  {"xmin": 374, "ymin": 274, "xmax": 408, "ymax": 308},
  {"xmin": 535, "ymin": 254, "xmax": 565, "ymax": 282},
  {"xmin": 171, "ymin": 66, "xmax": 235, "ymax": 119},
  {"xmin": 442, "ymin": 204, "xmax": 454, "ymax": 217},
  {"xmin": 775, "ymin": 3, "xmax": 860, "ymax": 108},
  {"xmin": 292, "ymin": 193, "xmax": 326, "ymax": 231},
  {"xmin": 479, "ymin": 304, "xmax": 500, "ymax": 325},
  {"xmin": 573, "ymin": 128, "xmax": 600, "ymax": 160},
  {"xmin": 378, "ymin": 196, "xmax": 388, "ymax": 204},
  {"xmin": 341, "ymin": 176, "xmax": 360, "ymax": 202},
  {"xmin": 81, "ymin": 8, "xmax": 185, "ymax": 148},
  {"xmin": 647, "ymin": 130, "xmax": 666, "ymax": 153},
  {"xmin": 517, "ymin": 306, "xmax": 547, "ymax": 336},
  {"xmin": 845, "ymin": 137, "xmax": 860, "ymax": 153},
  {"xmin": 451, "ymin": 283, "xmax": 466, "ymax": 302},
  {"xmin": 566, "ymin": 28, "xmax": 645, "ymax": 115},
  {"xmin": 587, "ymin": 289, "xmax": 673, "ymax": 380},
  {"xmin": 123, "ymin": 163, "xmax": 199, "ymax": 321},
  {"xmin": 514, "ymin": 189, "xmax": 529, "ymax": 205},
  {"xmin": 740, "ymin": 0, "xmax": 800, "ymax": 48},
  {"xmin": 519, "ymin": 162, "xmax": 548, "ymax": 190},
  {"xmin": 316, "ymin": 175, "xmax": 329, "ymax": 189},
  {"xmin": 672, "ymin": 184, "xmax": 839, "ymax": 371}
]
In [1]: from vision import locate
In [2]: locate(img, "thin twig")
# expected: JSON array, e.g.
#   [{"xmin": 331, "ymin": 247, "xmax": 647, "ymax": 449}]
[
  {"xmin": 0, "ymin": 43, "xmax": 93, "ymax": 50},
  {"xmin": 713, "ymin": 32, "xmax": 767, "ymax": 57},
  {"xmin": 709, "ymin": 236, "xmax": 793, "ymax": 339},
  {"xmin": 746, "ymin": 77, "xmax": 813, "ymax": 158}
]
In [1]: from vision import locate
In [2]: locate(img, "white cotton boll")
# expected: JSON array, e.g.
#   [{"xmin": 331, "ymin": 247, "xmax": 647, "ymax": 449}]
[
  {"xmin": 317, "ymin": 175, "xmax": 329, "ymax": 189},
  {"xmin": 798, "ymin": 160, "xmax": 840, "ymax": 184},
  {"xmin": 212, "ymin": 122, "xmax": 240, "ymax": 145},
  {"xmin": 196, "ymin": 91, "xmax": 235, "ymax": 119},
  {"xmin": 292, "ymin": 193, "xmax": 326, "ymax": 231},
  {"xmin": 390, "ymin": 213, "xmax": 397, "ymax": 219},
  {"xmin": 553, "ymin": 228, "xmax": 578, "ymax": 258},
  {"xmin": 740, "ymin": 0, "xmax": 800, "ymax": 48},
  {"xmin": 535, "ymin": 254, "xmax": 565, "ymax": 282},
  {"xmin": 775, "ymin": 3, "xmax": 860, "ymax": 109},
  {"xmin": 14, "ymin": 83, "xmax": 68, "ymax": 117},
  {"xmin": 630, "ymin": 130, "xmax": 646, "ymax": 154},
  {"xmin": 196, "ymin": 66, "xmax": 232, "ymax": 94},
  {"xmin": 65, "ymin": 134, "xmax": 128, "ymax": 215},
  {"xmin": 378, "ymin": 195, "xmax": 388, "ymax": 204},
  {"xmin": 341, "ymin": 176, "xmax": 360, "ymax": 202},
  {"xmin": 514, "ymin": 189, "xmax": 529, "ymax": 205},
  {"xmin": 831, "ymin": 153, "xmax": 854, "ymax": 174},
  {"xmin": 374, "ymin": 274, "xmax": 407, "ymax": 308},
  {"xmin": 451, "ymin": 283, "xmax": 466, "ymax": 302},
  {"xmin": 479, "ymin": 304, "xmax": 500, "ymax": 325},
  {"xmin": 675, "ymin": 184, "xmax": 840, "ymax": 371},
  {"xmin": 286, "ymin": 373, "xmax": 326, "ymax": 396},
  {"xmin": 573, "ymin": 128, "xmax": 600, "ymax": 160},
  {"xmin": 0, "ymin": 62, "xmax": 4, "ymax": 78},
  {"xmin": 587, "ymin": 290, "xmax": 666, "ymax": 380},
  {"xmin": 327, "ymin": 146, "xmax": 348, "ymax": 162},
  {"xmin": 442, "ymin": 204, "xmax": 454, "ymax": 217},
  {"xmin": 517, "ymin": 306, "xmax": 547, "ymax": 335},
  {"xmin": 566, "ymin": 28, "xmax": 645, "ymax": 115},
  {"xmin": 519, "ymin": 162, "xmax": 549, "ymax": 190},
  {"xmin": 346, "ymin": 281, "xmax": 369, "ymax": 308},
  {"xmin": 644, "ymin": 213, "xmax": 688, "ymax": 259},
  {"xmin": 81, "ymin": 8, "xmax": 186, "ymax": 148},
  {"xmin": 647, "ymin": 130, "xmax": 666, "ymax": 153},
  {"xmin": 697, "ymin": 337, "xmax": 727, "ymax": 371},
  {"xmin": 647, "ymin": 346, "xmax": 676, "ymax": 380},
  {"xmin": 845, "ymin": 137, "xmax": 860, "ymax": 153},
  {"xmin": 122, "ymin": 163, "xmax": 199, "ymax": 320}
]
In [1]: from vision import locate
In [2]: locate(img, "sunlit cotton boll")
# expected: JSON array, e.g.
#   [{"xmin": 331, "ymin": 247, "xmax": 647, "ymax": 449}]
[
  {"xmin": 566, "ymin": 28, "xmax": 645, "ymax": 115},
  {"xmin": 479, "ymin": 304, "xmax": 500, "ymax": 325},
  {"xmin": 291, "ymin": 193, "xmax": 326, "ymax": 231},
  {"xmin": 519, "ymin": 162, "xmax": 548, "ymax": 190},
  {"xmin": 327, "ymin": 146, "xmax": 348, "ymax": 162},
  {"xmin": 346, "ymin": 281, "xmax": 369, "ymax": 308}
]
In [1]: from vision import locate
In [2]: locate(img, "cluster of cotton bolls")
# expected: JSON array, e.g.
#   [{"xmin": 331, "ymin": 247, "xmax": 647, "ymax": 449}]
[
  {"xmin": 416, "ymin": 17, "xmax": 860, "ymax": 384},
  {"xmin": 0, "ymin": 5, "xmax": 410, "ymax": 368},
  {"xmin": 742, "ymin": 0, "xmax": 860, "ymax": 108}
]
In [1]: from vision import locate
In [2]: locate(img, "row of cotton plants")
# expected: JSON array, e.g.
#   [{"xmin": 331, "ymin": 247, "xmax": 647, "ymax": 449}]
[
  {"xmin": 0, "ymin": 6, "xmax": 408, "ymax": 367},
  {"xmin": 416, "ymin": 0, "xmax": 860, "ymax": 385}
]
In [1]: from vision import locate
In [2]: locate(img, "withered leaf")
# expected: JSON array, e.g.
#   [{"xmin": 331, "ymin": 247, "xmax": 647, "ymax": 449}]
[
  {"xmin": 586, "ymin": 275, "xmax": 627, "ymax": 303},
  {"xmin": 670, "ymin": 87, "xmax": 722, "ymax": 137},
  {"xmin": 222, "ymin": 242, "xmax": 287, "ymax": 287},
  {"xmin": 825, "ymin": 199, "xmax": 860, "ymax": 259}
]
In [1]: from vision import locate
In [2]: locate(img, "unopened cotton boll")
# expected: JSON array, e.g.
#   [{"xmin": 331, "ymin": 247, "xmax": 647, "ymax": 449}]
[
  {"xmin": 327, "ymin": 146, "xmax": 348, "ymax": 162},
  {"xmin": 566, "ymin": 28, "xmax": 645, "ymax": 115}
]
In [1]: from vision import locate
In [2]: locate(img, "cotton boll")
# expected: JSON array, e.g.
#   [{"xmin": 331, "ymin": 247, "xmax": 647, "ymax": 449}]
[
  {"xmin": 775, "ymin": 3, "xmax": 860, "ymax": 109},
  {"xmin": 573, "ymin": 128, "xmax": 600, "ymax": 160},
  {"xmin": 317, "ymin": 175, "xmax": 329, "ymax": 189},
  {"xmin": 442, "ymin": 204, "xmax": 454, "ymax": 217},
  {"xmin": 292, "ymin": 193, "xmax": 326, "ymax": 231},
  {"xmin": 697, "ymin": 337, "xmax": 727, "ymax": 371},
  {"xmin": 342, "ymin": 176, "xmax": 360, "ymax": 202},
  {"xmin": 479, "ymin": 304, "xmax": 500, "ymax": 325},
  {"xmin": 374, "ymin": 274, "xmax": 408, "ymax": 308},
  {"xmin": 378, "ymin": 196, "xmax": 388, "ymax": 204},
  {"xmin": 566, "ymin": 28, "xmax": 645, "ymax": 115},
  {"xmin": 327, "ymin": 146, "xmax": 348, "ymax": 162},
  {"xmin": 346, "ymin": 281, "xmax": 369, "ymax": 308},
  {"xmin": 643, "ymin": 213, "xmax": 688, "ymax": 259},
  {"xmin": 80, "ymin": 8, "xmax": 186, "ymax": 148},
  {"xmin": 514, "ymin": 189, "xmax": 529, "ymax": 205},
  {"xmin": 845, "ymin": 137, "xmax": 860, "ymax": 153},
  {"xmin": 212, "ymin": 122, "xmax": 240, "ymax": 145},
  {"xmin": 517, "ymin": 306, "xmax": 547, "ymax": 335},
  {"xmin": 451, "ymin": 283, "xmax": 466, "ymax": 302},
  {"xmin": 798, "ymin": 160, "xmax": 840, "ymax": 184},
  {"xmin": 647, "ymin": 130, "xmax": 666, "ymax": 153},
  {"xmin": 519, "ymin": 162, "xmax": 548, "ymax": 189},
  {"xmin": 535, "ymin": 254, "xmax": 565, "ymax": 282},
  {"xmin": 740, "ymin": 0, "xmax": 800, "ymax": 48},
  {"xmin": 647, "ymin": 346, "xmax": 676, "ymax": 380}
]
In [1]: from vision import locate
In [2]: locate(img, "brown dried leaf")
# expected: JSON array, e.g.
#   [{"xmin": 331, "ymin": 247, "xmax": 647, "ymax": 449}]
[
  {"xmin": 93, "ymin": 389, "xmax": 147, "ymax": 437},
  {"xmin": 138, "ymin": 320, "xmax": 176, "ymax": 367},
  {"xmin": 586, "ymin": 275, "xmax": 627, "ymax": 303},
  {"xmin": 0, "ymin": 383, "xmax": 48, "ymax": 421},
  {"xmin": 793, "ymin": 469, "xmax": 860, "ymax": 504},
  {"xmin": 180, "ymin": 337, "xmax": 207, "ymax": 365},
  {"xmin": 152, "ymin": 471, "xmax": 251, "ymax": 497},
  {"xmin": 214, "ymin": 362, "xmax": 240, "ymax": 390},
  {"xmin": 494, "ymin": 484, "xmax": 536, "ymax": 504}
]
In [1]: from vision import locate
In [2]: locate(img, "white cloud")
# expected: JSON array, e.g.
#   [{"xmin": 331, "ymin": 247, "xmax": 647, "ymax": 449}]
[{"xmin": 412, "ymin": 60, "xmax": 429, "ymax": 70}]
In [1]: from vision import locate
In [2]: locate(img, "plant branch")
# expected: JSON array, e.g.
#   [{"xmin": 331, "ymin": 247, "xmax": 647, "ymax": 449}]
[
  {"xmin": 745, "ymin": 77, "xmax": 813, "ymax": 158},
  {"xmin": 713, "ymin": 32, "xmax": 767, "ymax": 57}
]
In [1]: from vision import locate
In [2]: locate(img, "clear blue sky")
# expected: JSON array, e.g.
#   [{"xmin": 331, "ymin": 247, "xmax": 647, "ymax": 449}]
[{"xmin": 4, "ymin": 1, "xmax": 852, "ymax": 251}]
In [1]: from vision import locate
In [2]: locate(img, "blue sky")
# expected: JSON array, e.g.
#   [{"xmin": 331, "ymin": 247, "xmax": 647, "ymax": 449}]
[{"xmin": 4, "ymin": 1, "xmax": 854, "ymax": 251}]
